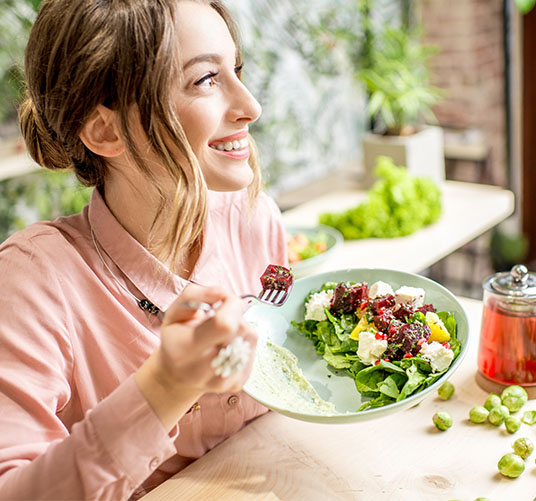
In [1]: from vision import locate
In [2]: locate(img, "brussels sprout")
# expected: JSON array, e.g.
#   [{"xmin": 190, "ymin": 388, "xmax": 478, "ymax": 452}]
[
  {"xmin": 469, "ymin": 406, "xmax": 489, "ymax": 424},
  {"xmin": 498, "ymin": 453, "xmax": 525, "ymax": 478},
  {"xmin": 433, "ymin": 411, "xmax": 453, "ymax": 431},
  {"xmin": 512, "ymin": 437, "xmax": 534, "ymax": 459},
  {"xmin": 505, "ymin": 416, "xmax": 521, "ymax": 434},
  {"xmin": 522, "ymin": 410, "xmax": 536, "ymax": 425},
  {"xmin": 484, "ymin": 393, "xmax": 501, "ymax": 411},
  {"xmin": 501, "ymin": 385, "xmax": 528, "ymax": 413},
  {"xmin": 488, "ymin": 405, "xmax": 510, "ymax": 426},
  {"xmin": 437, "ymin": 381, "xmax": 455, "ymax": 400}
]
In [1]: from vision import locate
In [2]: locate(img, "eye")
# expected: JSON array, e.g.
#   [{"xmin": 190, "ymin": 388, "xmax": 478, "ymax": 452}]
[
  {"xmin": 234, "ymin": 64, "xmax": 244, "ymax": 78},
  {"xmin": 194, "ymin": 72, "xmax": 218, "ymax": 88}
]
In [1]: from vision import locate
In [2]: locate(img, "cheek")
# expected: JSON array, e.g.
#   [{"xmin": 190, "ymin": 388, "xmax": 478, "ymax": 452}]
[{"xmin": 178, "ymin": 105, "xmax": 216, "ymax": 152}]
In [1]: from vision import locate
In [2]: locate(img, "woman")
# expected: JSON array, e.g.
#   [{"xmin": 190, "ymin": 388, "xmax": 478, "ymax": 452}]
[{"xmin": 0, "ymin": 0, "xmax": 287, "ymax": 499}]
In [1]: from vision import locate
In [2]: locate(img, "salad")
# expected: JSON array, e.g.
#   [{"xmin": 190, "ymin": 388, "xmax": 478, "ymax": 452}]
[
  {"xmin": 291, "ymin": 279, "xmax": 461, "ymax": 411},
  {"xmin": 287, "ymin": 231, "xmax": 329, "ymax": 264}
]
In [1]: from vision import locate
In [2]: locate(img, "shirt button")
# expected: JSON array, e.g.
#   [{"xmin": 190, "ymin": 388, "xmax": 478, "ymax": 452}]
[
  {"xmin": 187, "ymin": 402, "xmax": 201, "ymax": 413},
  {"xmin": 149, "ymin": 457, "xmax": 159, "ymax": 470},
  {"xmin": 227, "ymin": 395, "xmax": 239, "ymax": 406}
]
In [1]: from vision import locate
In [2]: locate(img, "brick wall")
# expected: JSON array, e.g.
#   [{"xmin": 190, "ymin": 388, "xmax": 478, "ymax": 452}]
[{"xmin": 418, "ymin": 0, "xmax": 508, "ymax": 187}]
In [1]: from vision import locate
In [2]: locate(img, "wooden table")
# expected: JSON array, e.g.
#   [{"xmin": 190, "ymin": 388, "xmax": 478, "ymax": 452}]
[
  {"xmin": 282, "ymin": 180, "xmax": 515, "ymax": 274},
  {"xmin": 142, "ymin": 297, "xmax": 536, "ymax": 501}
]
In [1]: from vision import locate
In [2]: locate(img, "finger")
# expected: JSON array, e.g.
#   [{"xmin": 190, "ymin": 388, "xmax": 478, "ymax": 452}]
[
  {"xmin": 163, "ymin": 284, "xmax": 230, "ymax": 326},
  {"xmin": 193, "ymin": 294, "xmax": 245, "ymax": 350}
]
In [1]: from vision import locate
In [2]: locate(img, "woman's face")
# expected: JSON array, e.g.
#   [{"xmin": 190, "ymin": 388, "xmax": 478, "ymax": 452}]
[{"xmin": 173, "ymin": 1, "xmax": 262, "ymax": 191}]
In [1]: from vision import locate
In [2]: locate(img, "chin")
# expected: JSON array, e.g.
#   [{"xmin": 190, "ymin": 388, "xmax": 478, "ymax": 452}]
[{"xmin": 205, "ymin": 167, "xmax": 254, "ymax": 192}]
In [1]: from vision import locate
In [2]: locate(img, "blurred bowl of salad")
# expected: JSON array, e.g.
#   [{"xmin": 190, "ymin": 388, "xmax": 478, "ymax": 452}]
[
  {"xmin": 244, "ymin": 268, "xmax": 469, "ymax": 424},
  {"xmin": 286, "ymin": 225, "xmax": 343, "ymax": 278}
]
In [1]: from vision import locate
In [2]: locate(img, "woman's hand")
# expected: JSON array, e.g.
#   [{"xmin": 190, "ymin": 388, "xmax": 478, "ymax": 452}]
[{"xmin": 134, "ymin": 284, "xmax": 257, "ymax": 431}]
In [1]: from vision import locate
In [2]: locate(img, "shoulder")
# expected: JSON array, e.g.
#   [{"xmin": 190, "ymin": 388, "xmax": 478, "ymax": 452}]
[
  {"xmin": 0, "ymin": 211, "xmax": 89, "ymax": 261},
  {"xmin": 0, "ymin": 212, "xmax": 91, "ymax": 296}
]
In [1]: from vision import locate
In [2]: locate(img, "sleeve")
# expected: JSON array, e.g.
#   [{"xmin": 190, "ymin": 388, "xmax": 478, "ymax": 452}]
[{"xmin": 0, "ymin": 237, "xmax": 178, "ymax": 500}]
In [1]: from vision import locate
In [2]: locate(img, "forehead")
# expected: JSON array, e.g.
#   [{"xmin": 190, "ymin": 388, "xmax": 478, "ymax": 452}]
[{"xmin": 176, "ymin": 2, "xmax": 236, "ymax": 62}]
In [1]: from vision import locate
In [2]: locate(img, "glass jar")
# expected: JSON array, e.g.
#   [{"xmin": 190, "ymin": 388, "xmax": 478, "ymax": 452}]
[{"xmin": 477, "ymin": 264, "xmax": 536, "ymax": 388}]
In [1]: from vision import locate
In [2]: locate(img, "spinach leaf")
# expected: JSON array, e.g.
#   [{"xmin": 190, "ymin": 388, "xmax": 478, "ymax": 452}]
[
  {"xmin": 379, "ymin": 374, "xmax": 402, "ymax": 399},
  {"xmin": 354, "ymin": 360, "xmax": 406, "ymax": 396},
  {"xmin": 397, "ymin": 364, "xmax": 427, "ymax": 401},
  {"xmin": 358, "ymin": 393, "xmax": 395, "ymax": 411},
  {"xmin": 323, "ymin": 345, "xmax": 353, "ymax": 369}
]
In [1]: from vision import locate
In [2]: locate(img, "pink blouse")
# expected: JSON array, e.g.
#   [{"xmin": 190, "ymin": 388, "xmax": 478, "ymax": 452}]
[{"xmin": 0, "ymin": 187, "xmax": 287, "ymax": 500}]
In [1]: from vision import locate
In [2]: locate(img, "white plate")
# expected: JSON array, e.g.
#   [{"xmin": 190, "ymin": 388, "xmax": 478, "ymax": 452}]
[{"xmin": 244, "ymin": 268, "xmax": 470, "ymax": 424}]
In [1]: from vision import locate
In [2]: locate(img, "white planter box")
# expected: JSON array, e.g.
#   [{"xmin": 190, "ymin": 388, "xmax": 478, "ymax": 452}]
[{"xmin": 361, "ymin": 125, "xmax": 445, "ymax": 188}]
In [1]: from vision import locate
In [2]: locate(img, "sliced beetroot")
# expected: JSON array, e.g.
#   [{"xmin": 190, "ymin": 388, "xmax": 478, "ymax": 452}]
[
  {"xmin": 369, "ymin": 295, "xmax": 396, "ymax": 312},
  {"xmin": 260, "ymin": 264, "xmax": 293, "ymax": 291},
  {"xmin": 331, "ymin": 282, "xmax": 369, "ymax": 314},
  {"xmin": 417, "ymin": 304, "xmax": 436, "ymax": 314}
]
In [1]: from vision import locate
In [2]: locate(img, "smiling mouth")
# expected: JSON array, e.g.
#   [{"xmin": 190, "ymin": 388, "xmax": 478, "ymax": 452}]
[{"xmin": 209, "ymin": 137, "xmax": 249, "ymax": 152}]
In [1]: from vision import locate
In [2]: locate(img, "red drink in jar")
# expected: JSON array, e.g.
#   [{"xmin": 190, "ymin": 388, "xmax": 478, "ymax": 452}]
[
  {"xmin": 478, "ymin": 297, "xmax": 536, "ymax": 385},
  {"xmin": 477, "ymin": 265, "xmax": 536, "ymax": 388}
]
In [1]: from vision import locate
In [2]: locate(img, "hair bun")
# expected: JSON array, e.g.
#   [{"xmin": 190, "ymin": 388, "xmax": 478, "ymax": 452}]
[{"xmin": 18, "ymin": 95, "xmax": 74, "ymax": 171}]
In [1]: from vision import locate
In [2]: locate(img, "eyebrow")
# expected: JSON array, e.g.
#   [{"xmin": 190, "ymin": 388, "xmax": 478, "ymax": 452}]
[{"xmin": 183, "ymin": 54, "xmax": 222, "ymax": 71}]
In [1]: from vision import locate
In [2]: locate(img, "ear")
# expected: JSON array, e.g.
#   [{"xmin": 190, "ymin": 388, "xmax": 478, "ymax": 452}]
[{"xmin": 79, "ymin": 105, "xmax": 125, "ymax": 157}]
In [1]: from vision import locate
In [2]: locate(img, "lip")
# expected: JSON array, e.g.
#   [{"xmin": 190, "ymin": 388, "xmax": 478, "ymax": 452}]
[
  {"xmin": 211, "ymin": 146, "xmax": 250, "ymax": 161},
  {"xmin": 209, "ymin": 130, "xmax": 248, "ymax": 146}
]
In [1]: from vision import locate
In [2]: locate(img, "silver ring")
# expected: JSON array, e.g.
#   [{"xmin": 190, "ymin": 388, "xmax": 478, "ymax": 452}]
[{"xmin": 211, "ymin": 336, "xmax": 252, "ymax": 378}]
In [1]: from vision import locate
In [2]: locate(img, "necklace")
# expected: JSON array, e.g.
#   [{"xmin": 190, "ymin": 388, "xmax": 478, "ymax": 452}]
[{"xmin": 90, "ymin": 228, "xmax": 162, "ymax": 318}]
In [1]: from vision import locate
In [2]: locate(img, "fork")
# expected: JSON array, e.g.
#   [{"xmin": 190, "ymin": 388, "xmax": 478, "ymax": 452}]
[
  {"xmin": 240, "ymin": 283, "xmax": 293, "ymax": 307},
  {"xmin": 156, "ymin": 264, "xmax": 293, "ymax": 320}
]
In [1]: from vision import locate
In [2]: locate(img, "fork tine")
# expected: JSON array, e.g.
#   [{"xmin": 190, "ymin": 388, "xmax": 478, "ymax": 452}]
[
  {"xmin": 260, "ymin": 288, "xmax": 275, "ymax": 302},
  {"xmin": 277, "ymin": 290, "xmax": 289, "ymax": 305}
]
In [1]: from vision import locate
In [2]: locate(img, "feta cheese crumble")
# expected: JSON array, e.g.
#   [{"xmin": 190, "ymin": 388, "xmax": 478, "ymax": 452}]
[
  {"xmin": 368, "ymin": 280, "xmax": 394, "ymax": 298},
  {"xmin": 357, "ymin": 330, "xmax": 387, "ymax": 366},
  {"xmin": 395, "ymin": 286, "xmax": 425, "ymax": 308},
  {"xmin": 419, "ymin": 341, "xmax": 454, "ymax": 372},
  {"xmin": 305, "ymin": 290, "xmax": 333, "ymax": 321}
]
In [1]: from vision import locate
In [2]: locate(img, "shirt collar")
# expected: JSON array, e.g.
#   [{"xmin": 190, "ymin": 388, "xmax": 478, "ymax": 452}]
[{"xmin": 88, "ymin": 189, "xmax": 189, "ymax": 313}]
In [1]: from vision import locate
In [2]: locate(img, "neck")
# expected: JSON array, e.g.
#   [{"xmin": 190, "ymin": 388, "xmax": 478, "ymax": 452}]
[
  {"xmin": 103, "ymin": 172, "xmax": 158, "ymax": 249},
  {"xmin": 102, "ymin": 170, "xmax": 199, "ymax": 279}
]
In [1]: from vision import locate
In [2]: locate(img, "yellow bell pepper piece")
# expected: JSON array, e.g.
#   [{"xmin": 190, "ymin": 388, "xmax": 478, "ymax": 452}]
[
  {"xmin": 350, "ymin": 316, "xmax": 376, "ymax": 340},
  {"xmin": 428, "ymin": 323, "xmax": 450, "ymax": 343}
]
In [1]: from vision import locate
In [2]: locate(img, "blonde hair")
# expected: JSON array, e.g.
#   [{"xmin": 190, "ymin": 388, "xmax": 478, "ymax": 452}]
[{"xmin": 19, "ymin": 0, "xmax": 261, "ymax": 268}]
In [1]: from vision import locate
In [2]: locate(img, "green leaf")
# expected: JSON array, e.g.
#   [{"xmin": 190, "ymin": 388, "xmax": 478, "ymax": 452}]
[
  {"xmin": 319, "ymin": 157, "xmax": 442, "ymax": 240},
  {"xmin": 378, "ymin": 374, "xmax": 401, "ymax": 399},
  {"xmin": 358, "ymin": 393, "xmax": 395, "ymax": 411},
  {"xmin": 354, "ymin": 359, "xmax": 406, "ymax": 396},
  {"xmin": 323, "ymin": 345, "xmax": 352, "ymax": 369},
  {"xmin": 397, "ymin": 364, "xmax": 427, "ymax": 401}
]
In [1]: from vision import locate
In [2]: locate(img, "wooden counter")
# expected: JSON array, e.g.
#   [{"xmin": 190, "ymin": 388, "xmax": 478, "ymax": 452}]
[
  {"xmin": 282, "ymin": 180, "xmax": 515, "ymax": 274},
  {"xmin": 142, "ymin": 297, "xmax": 536, "ymax": 501}
]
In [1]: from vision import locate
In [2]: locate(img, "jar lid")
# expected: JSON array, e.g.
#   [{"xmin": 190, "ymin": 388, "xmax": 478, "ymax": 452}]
[{"xmin": 484, "ymin": 264, "xmax": 536, "ymax": 298}]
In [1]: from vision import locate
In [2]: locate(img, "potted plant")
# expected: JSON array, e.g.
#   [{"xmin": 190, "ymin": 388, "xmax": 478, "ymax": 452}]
[{"xmin": 358, "ymin": 27, "xmax": 444, "ymax": 188}]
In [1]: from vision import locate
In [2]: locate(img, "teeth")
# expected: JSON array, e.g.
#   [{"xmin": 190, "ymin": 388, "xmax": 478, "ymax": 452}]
[{"xmin": 210, "ymin": 137, "xmax": 249, "ymax": 152}]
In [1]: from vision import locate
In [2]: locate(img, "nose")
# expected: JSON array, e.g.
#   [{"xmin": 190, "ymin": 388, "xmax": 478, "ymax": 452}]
[{"xmin": 227, "ymin": 78, "xmax": 262, "ymax": 125}]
